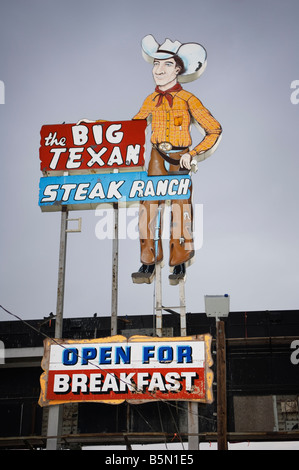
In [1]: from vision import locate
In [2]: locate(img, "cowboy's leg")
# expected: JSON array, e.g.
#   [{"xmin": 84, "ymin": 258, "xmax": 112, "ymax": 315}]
[
  {"xmin": 132, "ymin": 147, "xmax": 166, "ymax": 283},
  {"xmin": 169, "ymin": 185, "xmax": 194, "ymax": 267},
  {"xmin": 139, "ymin": 199, "xmax": 164, "ymax": 265},
  {"xmin": 138, "ymin": 146, "xmax": 166, "ymax": 265}
]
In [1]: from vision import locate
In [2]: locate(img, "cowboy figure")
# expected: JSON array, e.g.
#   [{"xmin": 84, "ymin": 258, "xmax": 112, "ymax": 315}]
[{"xmin": 131, "ymin": 35, "xmax": 222, "ymax": 285}]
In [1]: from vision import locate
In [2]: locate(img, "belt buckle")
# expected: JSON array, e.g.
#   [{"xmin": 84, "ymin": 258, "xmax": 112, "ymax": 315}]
[{"xmin": 158, "ymin": 142, "xmax": 172, "ymax": 152}]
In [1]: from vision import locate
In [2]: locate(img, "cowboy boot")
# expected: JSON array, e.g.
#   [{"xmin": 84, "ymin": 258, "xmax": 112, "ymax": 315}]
[
  {"xmin": 169, "ymin": 263, "xmax": 186, "ymax": 285},
  {"xmin": 169, "ymin": 198, "xmax": 194, "ymax": 284},
  {"xmin": 131, "ymin": 263, "xmax": 156, "ymax": 284}
]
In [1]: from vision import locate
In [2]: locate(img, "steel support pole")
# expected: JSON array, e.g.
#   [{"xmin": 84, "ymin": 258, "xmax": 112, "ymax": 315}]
[
  {"xmin": 111, "ymin": 203, "xmax": 119, "ymax": 336},
  {"xmin": 155, "ymin": 263, "xmax": 162, "ymax": 337},
  {"xmin": 46, "ymin": 206, "xmax": 68, "ymax": 450},
  {"xmin": 54, "ymin": 206, "xmax": 68, "ymax": 339},
  {"xmin": 179, "ymin": 279, "xmax": 186, "ymax": 336},
  {"xmin": 179, "ymin": 279, "xmax": 199, "ymax": 450},
  {"xmin": 216, "ymin": 320, "xmax": 228, "ymax": 450},
  {"xmin": 154, "ymin": 205, "xmax": 162, "ymax": 337},
  {"xmin": 188, "ymin": 402, "xmax": 199, "ymax": 450}
]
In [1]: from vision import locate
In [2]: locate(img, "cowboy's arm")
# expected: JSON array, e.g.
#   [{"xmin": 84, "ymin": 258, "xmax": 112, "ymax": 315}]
[
  {"xmin": 187, "ymin": 95, "xmax": 222, "ymax": 162},
  {"xmin": 132, "ymin": 95, "xmax": 152, "ymax": 120},
  {"xmin": 179, "ymin": 97, "xmax": 221, "ymax": 170}
]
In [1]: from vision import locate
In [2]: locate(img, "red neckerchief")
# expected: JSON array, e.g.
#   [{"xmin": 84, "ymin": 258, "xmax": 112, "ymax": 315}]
[{"xmin": 155, "ymin": 83, "xmax": 182, "ymax": 107}]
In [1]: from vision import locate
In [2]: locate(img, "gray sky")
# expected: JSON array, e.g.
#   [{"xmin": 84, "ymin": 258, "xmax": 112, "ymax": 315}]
[{"xmin": 0, "ymin": 0, "xmax": 299, "ymax": 322}]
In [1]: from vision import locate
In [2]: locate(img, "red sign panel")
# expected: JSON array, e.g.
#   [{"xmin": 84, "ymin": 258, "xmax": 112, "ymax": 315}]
[
  {"xmin": 45, "ymin": 367, "xmax": 206, "ymax": 403},
  {"xmin": 40, "ymin": 120, "xmax": 146, "ymax": 175},
  {"xmin": 39, "ymin": 335, "xmax": 214, "ymax": 406}
]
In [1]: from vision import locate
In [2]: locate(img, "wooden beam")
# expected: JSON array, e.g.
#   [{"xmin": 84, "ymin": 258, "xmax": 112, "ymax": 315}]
[{"xmin": 217, "ymin": 320, "xmax": 228, "ymax": 450}]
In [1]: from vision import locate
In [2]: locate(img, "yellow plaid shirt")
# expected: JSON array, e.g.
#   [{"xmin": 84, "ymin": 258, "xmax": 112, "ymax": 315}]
[{"xmin": 133, "ymin": 88, "xmax": 222, "ymax": 159}]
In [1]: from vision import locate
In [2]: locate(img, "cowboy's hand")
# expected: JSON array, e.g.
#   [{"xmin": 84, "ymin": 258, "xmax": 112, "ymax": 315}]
[{"xmin": 180, "ymin": 153, "xmax": 192, "ymax": 170}]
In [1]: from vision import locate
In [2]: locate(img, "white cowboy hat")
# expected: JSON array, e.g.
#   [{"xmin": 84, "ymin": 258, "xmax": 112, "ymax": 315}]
[{"xmin": 141, "ymin": 34, "xmax": 207, "ymax": 83}]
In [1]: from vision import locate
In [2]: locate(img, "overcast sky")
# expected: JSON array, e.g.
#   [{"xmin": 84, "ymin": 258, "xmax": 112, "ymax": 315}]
[{"xmin": 0, "ymin": 0, "xmax": 299, "ymax": 323}]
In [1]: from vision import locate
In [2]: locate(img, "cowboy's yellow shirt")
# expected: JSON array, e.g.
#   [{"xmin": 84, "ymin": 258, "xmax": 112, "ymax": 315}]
[{"xmin": 133, "ymin": 89, "xmax": 222, "ymax": 159}]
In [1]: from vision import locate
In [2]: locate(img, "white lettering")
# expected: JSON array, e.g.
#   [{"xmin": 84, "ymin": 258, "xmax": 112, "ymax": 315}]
[
  {"xmin": 107, "ymin": 147, "xmax": 123, "ymax": 166},
  {"xmin": 137, "ymin": 372, "xmax": 150, "ymax": 391},
  {"xmin": 144, "ymin": 180, "xmax": 155, "ymax": 197},
  {"xmin": 89, "ymin": 182, "xmax": 106, "ymax": 200},
  {"xmin": 74, "ymin": 183, "xmax": 90, "ymax": 201},
  {"xmin": 66, "ymin": 148, "xmax": 84, "ymax": 169},
  {"xmin": 92, "ymin": 124, "xmax": 103, "ymax": 144},
  {"xmin": 107, "ymin": 180, "xmax": 124, "ymax": 199},
  {"xmin": 290, "ymin": 80, "xmax": 299, "ymax": 105},
  {"xmin": 148, "ymin": 372, "xmax": 166, "ymax": 392},
  {"xmin": 60, "ymin": 183, "xmax": 77, "ymax": 201},
  {"xmin": 165, "ymin": 372, "xmax": 181, "ymax": 391},
  {"xmin": 101, "ymin": 373, "xmax": 118, "ymax": 392},
  {"xmin": 106, "ymin": 124, "xmax": 123, "ymax": 143},
  {"xmin": 156, "ymin": 179, "xmax": 168, "ymax": 196},
  {"xmin": 119, "ymin": 372, "xmax": 136, "ymax": 392},
  {"xmin": 0, "ymin": 80, "xmax": 4, "ymax": 104},
  {"xmin": 105, "ymin": 455, "xmax": 140, "ymax": 467},
  {"xmin": 72, "ymin": 125, "xmax": 89, "ymax": 145},
  {"xmin": 181, "ymin": 371, "xmax": 197, "ymax": 391},
  {"xmin": 41, "ymin": 184, "xmax": 59, "ymax": 202},
  {"xmin": 51, "ymin": 370, "xmax": 202, "ymax": 397},
  {"xmin": 44, "ymin": 132, "xmax": 66, "ymax": 147},
  {"xmin": 290, "ymin": 339, "xmax": 299, "ymax": 365},
  {"xmin": 90, "ymin": 373, "xmax": 102, "ymax": 392},
  {"xmin": 95, "ymin": 209, "xmax": 114, "ymax": 240},
  {"xmin": 0, "ymin": 340, "xmax": 4, "ymax": 365},
  {"xmin": 126, "ymin": 145, "xmax": 140, "ymax": 165},
  {"xmin": 125, "ymin": 207, "xmax": 139, "ymax": 241},
  {"xmin": 178, "ymin": 178, "xmax": 190, "ymax": 195},
  {"xmin": 168, "ymin": 178, "xmax": 179, "ymax": 196},
  {"xmin": 72, "ymin": 374, "xmax": 88, "ymax": 393},
  {"xmin": 53, "ymin": 374, "xmax": 70, "ymax": 393},
  {"xmin": 49, "ymin": 148, "xmax": 67, "ymax": 169},
  {"xmin": 86, "ymin": 146, "xmax": 107, "ymax": 167},
  {"xmin": 129, "ymin": 180, "xmax": 144, "ymax": 198}
]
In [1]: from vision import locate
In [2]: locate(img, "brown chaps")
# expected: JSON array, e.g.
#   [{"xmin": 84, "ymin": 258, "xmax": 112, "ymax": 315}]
[{"xmin": 139, "ymin": 147, "xmax": 194, "ymax": 266}]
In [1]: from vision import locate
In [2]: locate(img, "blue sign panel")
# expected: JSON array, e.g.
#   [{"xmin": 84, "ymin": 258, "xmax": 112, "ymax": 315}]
[{"xmin": 39, "ymin": 171, "xmax": 191, "ymax": 211}]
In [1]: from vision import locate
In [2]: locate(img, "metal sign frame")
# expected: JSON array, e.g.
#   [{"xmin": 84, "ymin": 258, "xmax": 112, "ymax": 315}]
[{"xmin": 39, "ymin": 334, "xmax": 213, "ymax": 407}]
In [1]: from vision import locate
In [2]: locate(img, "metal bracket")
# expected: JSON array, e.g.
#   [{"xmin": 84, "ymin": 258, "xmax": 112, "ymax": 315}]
[{"xmin": 66, "ymin": 218, "xmax": 82, "ymax": 233}]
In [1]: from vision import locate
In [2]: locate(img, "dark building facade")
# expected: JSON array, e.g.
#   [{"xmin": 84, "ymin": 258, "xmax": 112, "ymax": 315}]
[{"xmin": 0, "ymin": 310, "xmax": 299, "ymax": 448}]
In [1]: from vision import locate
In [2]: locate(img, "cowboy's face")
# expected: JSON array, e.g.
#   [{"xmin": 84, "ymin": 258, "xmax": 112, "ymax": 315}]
[{"xmin": 152, "ymin": 58, "xmax": 180, "ymax": 89}]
